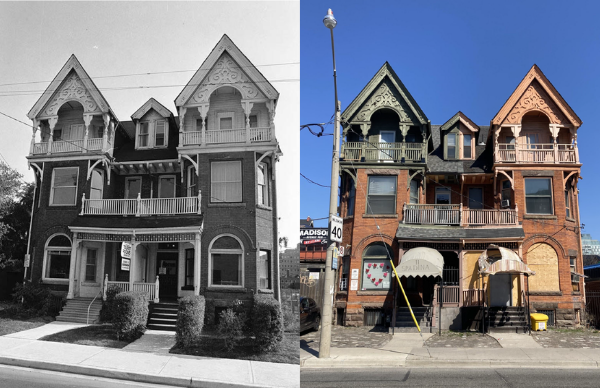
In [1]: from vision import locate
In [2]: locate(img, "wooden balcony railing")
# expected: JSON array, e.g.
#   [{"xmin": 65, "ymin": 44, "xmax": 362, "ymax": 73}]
[
  {"xmin": 80, "ymin": 192, "xmax": 201, "ymax": 216},
  {"xmin": 104, "ymin": 275, "xmax": 159, "ymax": 303},
  {"xmin": 463, "ymin": 289, "xmax": 485, "ymax": 307},
  {"xmin": 496, "ymin": 143, "xmax": 578, "ymax": 164},
  {"xmin": 30, "ymin": 137, "xmax": 111, "ymax": 155},
  {"xmin": 403, "ymin": 203, "xmax": 519, "ymax": 226},
  {"xmin": 180, "ymin": 127, "xmax": 272, "ymax": 146},
  {"xmin": 433, "ymin": 284, "xmax": 460, "ymax": 307},
  {"xmin": 342, "ymin": 141, "xmax": 427, "ymax": 163}
]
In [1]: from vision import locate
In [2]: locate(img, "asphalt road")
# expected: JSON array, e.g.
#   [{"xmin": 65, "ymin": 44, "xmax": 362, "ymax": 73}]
[
  {"xmin": 0, "ymin": 365, "xmax": 177, "ymax": 388},
  {"xmin": 301, "ymin": 367, "xmax": 600, "ymax": 387}
]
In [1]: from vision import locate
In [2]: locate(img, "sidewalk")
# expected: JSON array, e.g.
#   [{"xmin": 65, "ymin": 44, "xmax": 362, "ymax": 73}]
[
  {"xmin": 0, "ymin": 324, "xmax": 299, "ymax": 388},
  {"xmin": 301, "ymin": 332, "xmax": 600, "ymax": 369}
]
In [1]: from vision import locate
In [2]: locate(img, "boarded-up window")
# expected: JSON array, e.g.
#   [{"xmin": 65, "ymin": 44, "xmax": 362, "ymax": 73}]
[{"xmin": 527, "ymin": 243, "xmax": 560, "ymax": 292}]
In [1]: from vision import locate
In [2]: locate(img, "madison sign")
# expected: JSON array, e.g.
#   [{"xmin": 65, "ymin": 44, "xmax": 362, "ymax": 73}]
[{"xmin": 300, "ymin": 228, "xmax": 328, "ymax": 245}]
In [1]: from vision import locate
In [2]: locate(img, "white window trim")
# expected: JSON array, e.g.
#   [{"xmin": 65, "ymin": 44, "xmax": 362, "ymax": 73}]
[
  {"xmin": 524, "ymin": 177, "xmax": 554, "ymax": 215},
  {"xmin": 187, "ymin": 165, "xmax": 197, "ymax": 197},
  {"xmin": 208, "ymin": 233, "xmax": 244, "ymax": 288},
  {"xmin": 158, "ymin": 175, "xmax": 176, "ymax": 198},
  {"xmin": 258, "ymin": 249, "xmax": 271, "ymax": 290},
  {"xmin": 257, "ymin": 162, "xmax": 270, "ymax": 208},
  {"xmin": 90, "ymin": 169, "xmax": 104, "ymax": 200},
  {"xmin": 211, "ymin": 160, "xmax": 243, "ymax": 203},
  {"xmin": 135, "ymin": 119, "xmax": 168, "ymax": 149},
  {"xmin": 409, "ymin": 179, "xmax": 420, "ymax": 204},
  {"xmin": 249, "ymin": 112, "xmax": 260, "ymax": 128},
  {"xmin": 462, "ymin": 133, "xmax": 473, "ymax": 159},
  {"xmin": 217, "ymin": 112, "xmax": 235, "ymax": 130},
  {"xmin": 366, "ymin": 175, "xmax": 397, "ymax": 215},
  {"xmin": 154, "ymin": 119, "xmax": 168, "ymax": 148},
  {"xmin": 49, "ymin": 167, "xmax": 79, "ymax": 206},
  {"xmin": 84, "ymin": 247, "xmax": 98, "ymax": 283},
  {"xmin": 125, "ymin": 176, "xmax": 142, "ymax": 199},
  {"xmin": 42, "ymin": 233, "xmax": 72, "ymax": 284},
  {"xmin": 435, "ymin": 187, "xmax": 451, "ymax": 204}
]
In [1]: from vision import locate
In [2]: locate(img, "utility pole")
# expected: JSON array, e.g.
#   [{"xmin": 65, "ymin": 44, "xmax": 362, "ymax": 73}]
[{"xmin": 319, "ymin": 8, "xmax": 339, "ymax": 359}]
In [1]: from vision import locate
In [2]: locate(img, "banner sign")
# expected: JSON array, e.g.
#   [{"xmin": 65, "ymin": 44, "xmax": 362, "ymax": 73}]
[
  {"xmin": 23, "ymin": 254, "xmax": 30, "ymax": 268},
  {"xmin": 300, "ymin": 228, "xmax": 328, "ymax": 245},
  {"xmin": 121, "ymin": 258, "xmax": 130, "ymax": 271},
  {"xmin": 121, "ymin": 242, "xmax": 132, "ymax": 259}
]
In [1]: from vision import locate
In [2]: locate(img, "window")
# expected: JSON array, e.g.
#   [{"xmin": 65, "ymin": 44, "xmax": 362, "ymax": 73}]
[
  {"xmin": 218, "ymin": 112, "xmax": 234, "ymax": 130},
  {"xmin": 249, "ymin": 115, "xmax": 258, "ymax": 128},
  {"xmin": 185, "ymin": 248, "xmax": 194, "ymax": 287},
  {"xmin": 347, "ymin": 182, "xmax": 356, "ymax": 216},
  {"xmin": 506, "ymin": 136, "xmax": 515, "ymax": 150},
  {"xmin": 210, "ymin": 235, "xmax": 243, "ymax": 287},
  {"xmin": 85, "ymin": 249, "xmax": 97, "ymax": 282},
  {"xmin": 379, "ymin": 131, "xmax": 395, "ymax": 160},
  {"xmin": 125, "ymin": 177, "xmax": 141, "ymax": 199},
  {"xmin": 570, "ymin": 257, "xmax": 580, "ymax": 291},
  {"xmin": 366, "ymin": 176, "xmax": 396, "ymax": 215},
  {"xmin": 52, "ymin": 128, "xmax": 62, "ymax": 141},
  {"xmin": 93, "ymin": 125, "xmax": 104, "ymax": 139},
  {"xmin": 211, "ymin": 161, "xmax": 242, "ymax": 203},
  {"xmin": 501, "ymin": 181, "xmax": 511, "ymax": 204},
  {"xmin": 69, "ymin": 124, "xmax": 84, "ymax": 140},
  {"xmin": 158, "ymin": 176, "xmax": 175, "ymax": 198},
  {"xmin": 155, "ymin": 120, "xmax": 166, "ymax": 147},
  {"xmin": 90, "ymin": 169, "xmax": 103, "ymax": 200},
  {"xmin": 525, "ymin": 178, "xmax": 553, "ymax": 214},
  {"xmin": 44, "ymin": 234, "xmax": 71, "ymax": 281},
  {"xmin": 565, "ymin": 189, "xmax": 572, "ymax": 219},
  {"xmin": 259, "ymin": 250, "xmax": 271, "ymax": 289},
  {"xmin": 187, "ymin": 166, "xmax": 197, "ymax": 197},
  {"xmin": 447, "ymin": 133, "xmax": 457, "ymax": 159},
  {"xmin": 257, "ymin": 163, "xmax": 269, "ymax": 206},
  {"xmin": 138, "ymin": 122, "xmax": 149, "ymax": 147},
  {"xmin": 463, "ymin": 134, "xmax": 472, "ymax": 159},
  {"xmin": 361, "ymin": 242, "xmax": 393, "ymax": 290},
  {"xmin": 409, "ymin": 180, "xmax": 419, "ymax": 204},
  {"xmin": 50, "ymin": 167, "xmax": 78, "ymax": 205},
  {"xmin": 468, "ymin": 188, "xmax": 483, "ymax": 209},
  {"xmin": 436, "ymin": 187, "xmax": 451, "ymax": 204}
]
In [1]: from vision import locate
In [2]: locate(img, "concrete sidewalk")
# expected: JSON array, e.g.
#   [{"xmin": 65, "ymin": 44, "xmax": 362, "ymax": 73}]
[
  {"xmin": 301, "ymin": 333, "xmax": 600, "ymax": 369},
  {"xmin": 0, "ymin": 335, "xmax": 299, "ymax": 388}
]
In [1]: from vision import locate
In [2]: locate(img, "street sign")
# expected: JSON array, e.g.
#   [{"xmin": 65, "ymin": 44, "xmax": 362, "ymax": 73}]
[
  {"xmin": 338, "ymin": 246, "xmax": 345, "ymax": 256},
  {"xmin": 329, "ymin": 215, "xmax": 343, "ymax": 243},
  {"xmin": 121, "ymin": 258, "xmax": 130, "ymax": 271},
  {"xmin": 332, "ymin": 255, "xmax": 338, "ymax": 270},
  {"xmin": 23, "ymin": 254, "xmax": 30, "ymax": 268}
]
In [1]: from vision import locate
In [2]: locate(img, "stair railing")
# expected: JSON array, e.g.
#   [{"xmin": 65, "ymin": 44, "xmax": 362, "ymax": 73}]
[
  {"xmin": 522, "ymin": 289, "xmax": 530, "ymax": 335},
  {"xmin": 87, "ymin": 290, "xmax": 103, "ymax": 325}
]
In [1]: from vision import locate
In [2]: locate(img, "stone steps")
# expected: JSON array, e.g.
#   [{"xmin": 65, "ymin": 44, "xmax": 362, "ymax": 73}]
[
  {"xmin": 147, "ymin": 303, "xmax": 178, "ymax": 331},
  {"xmin": 56, "ymin": 297, "xmax": 102, "ymax": 324}
]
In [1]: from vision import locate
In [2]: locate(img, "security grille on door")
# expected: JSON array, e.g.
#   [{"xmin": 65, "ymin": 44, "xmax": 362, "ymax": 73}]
[{"xmin": 537, "ymin": 310, "xmax": 555, "ymax": 326}]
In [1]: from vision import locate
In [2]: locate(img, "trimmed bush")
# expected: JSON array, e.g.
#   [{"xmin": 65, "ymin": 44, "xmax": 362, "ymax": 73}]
[
  {"xmin": 218, "ymin": 308, "xmax": 244, "ymax": 352},
  {"xmin": 112, "ymin": 291, "xmax": 148, "ymax": 341},
  {"xmin": 12, "ymin": 281, "xmax": 50, "ymax": 311},
  {"xmin": 100, "ymin": 284, "xmax": 123, "ymax": 322},
  {"xmin": 176, "ymin": 295, "xmax": 205, "ymax": 348},
  {"xmin": 250, "ymin": 294, "xmax": 284, "ymax": 352}
]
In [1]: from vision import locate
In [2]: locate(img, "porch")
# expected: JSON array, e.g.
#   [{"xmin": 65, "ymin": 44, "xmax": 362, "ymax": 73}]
[
  {"xmin": 103, "ymin": 276, "xmax": 160, "ymax": 303},
  {"xmin": 80, "ymin": 194, "xmax": 202, "ymax": 216},
  {"xmin": 30, "ymin": 137, "xmax": 111, "ymax": 155},
  {"xmin": 402, "ymin": 203, "xmax": 519, "ymax": 226},
  {"xmin": 180, "ymin": 126, "xmax": 273, "ymax": 146},
  {"xmin": 495, "ymin": 143, "xmax": 579, "ymax": 164},
  {"xmin": 341, "ymin": 141, "xmax": 427, "ymax": 163}
]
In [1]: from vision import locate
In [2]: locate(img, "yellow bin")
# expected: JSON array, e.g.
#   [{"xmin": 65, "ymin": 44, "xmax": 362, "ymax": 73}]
[{"xmin": 530, "ymin": 313, "xmax": 549, "ymax": 331}]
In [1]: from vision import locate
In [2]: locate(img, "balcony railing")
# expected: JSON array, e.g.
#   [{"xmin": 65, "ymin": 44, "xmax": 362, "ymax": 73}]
[
  {"xmin": 181, "ymin": 126, "xmax": 273, "ymax": 146},
  {"xmin": 403, "ymin": 203, "xmax": 519, "ymax": 226},
  {"xmin": 30, "ymin": 137, "xmax": 111, "ymax": 155},
  {"xmin": 342, "ymin": 141, "xmax": 426, "ymax": 163},
  {"xmin": 104, "ymin": 275, "xmax": 159, "ymax": 303},
  {"xmin": 496, "ymin": 143, "xmax": 578, "ymax": 164},
  {"xmin": 80, "ymin": 192, "xmax": 201, "ymax": 216}
]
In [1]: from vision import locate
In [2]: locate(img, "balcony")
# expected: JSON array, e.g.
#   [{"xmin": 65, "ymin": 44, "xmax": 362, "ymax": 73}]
[
  {"xmin": 403, "ymin": 203, "xmax": 518, "ymax": 226},
  {"xmin": 496, "ymin": 143, "xmax": 578, "ymax": 164},
  {"xmin": 30, "ymin": 137, "xmax": 110, "ymax": 156},
  {"xmin": 80, "ymin": 193, "xmax": 201, "ymax": 216},
  {"xmin": 180, "ymin": 127, "xmax": 272, "ymax": 146},
  {"xmin": 342, "ymin": 142, "xmax": 426, "ymax": 163}
]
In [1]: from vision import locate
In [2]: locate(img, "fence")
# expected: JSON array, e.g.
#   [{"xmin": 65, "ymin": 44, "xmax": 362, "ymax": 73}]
[
  {"xmin": 587, "ymin": 292, "xmax": 600, "ymax": 328},
  {"xmin": 281, "ymin": 288, "xmax": 300, "ymax": 332},
  {"xmin": 300, "ymin": 270, "xmax": 324, "ymax": 311}
]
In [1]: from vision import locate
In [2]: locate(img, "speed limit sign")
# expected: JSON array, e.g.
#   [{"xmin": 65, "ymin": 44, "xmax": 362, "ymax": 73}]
[{"xmin": 329, "ymin": 215, "xmax": 343, "ymax": 243}]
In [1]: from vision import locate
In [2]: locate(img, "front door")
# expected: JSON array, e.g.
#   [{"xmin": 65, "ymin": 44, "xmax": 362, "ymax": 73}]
[
  {"xmin": 157, "ymin": 252, "xmax": 178, "ymax": 298},
  {"xmin": 489, "ymin": 273, "xmax": 512, "ymax": 307},
  {"xmin": 380, "ymin": 131, "xmax": 395, "ymax": 160}
]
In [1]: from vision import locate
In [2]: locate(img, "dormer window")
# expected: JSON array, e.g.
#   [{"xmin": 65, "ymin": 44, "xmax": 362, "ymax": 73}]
[
  {"xmin": 138, "ymin": 122, "xmax": 149, "ymax": 147},
  {"xmin": 136, "ymin": 119, "xmax": 168, "ymax": 149},
  {"xmin": 463, "ymin": 134, "xmax": 472, "ymax": 159},
  {"xmin": 447, "ymin": 133, "xmax": 457, "ymax": 159},
  {"xmin": 155, "ymin": 120, "xmax": 166, "ymax": 147}
]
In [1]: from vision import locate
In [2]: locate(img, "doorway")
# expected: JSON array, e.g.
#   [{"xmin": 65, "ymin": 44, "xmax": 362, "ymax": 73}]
[
  {"xmin": 489, "ymin": 273, "xmax": 512, "ymax": 307},
  {"xmin": 157, "ymin": 251, "xmax": 178, "ymax": 298}
]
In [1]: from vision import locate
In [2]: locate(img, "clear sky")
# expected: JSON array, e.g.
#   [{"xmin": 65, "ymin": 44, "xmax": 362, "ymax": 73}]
[
  {"xmin": 0, "ymin": 1, "xmax": 300, "ymax": 245},
  {"xmin": 301, "ymin": 1, "xmax": 600, "ymax": 240}
]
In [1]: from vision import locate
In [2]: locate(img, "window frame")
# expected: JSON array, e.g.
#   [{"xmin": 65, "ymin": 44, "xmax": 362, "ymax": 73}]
[
  {"xmin": 446, "ymin": 132, "xmax": 458, "ymax": 160},
  {"xmin": 217, "ymin": 112, "xmax": 235, "ymax": 130},
  {"xmin": 125, "ymin": 177, "xmax": 142, "ymax": 199},
  {"xmin": 50, "ymin": 167, "xmax": 79, "ymax": 206},
  {"xmin": 409, "ymin": 179, "xmax": 420, "ymax": 204},
  {"xmin": 42, "ymin": 233, "xmax": 72, "ymax": 284},
  {"xmin": 468, "ymin": 187, "xmax": 484, "ymax": 210},
  {"xmin": 360, "ymin": 242, "xmax": 393, "ymax": 291},
  {"xmin": 187, "ymin": 165, "xmax": 197, "ymax": 197},
  {"xmin": 210, "ymin": 160, "xmax": 243, "ymax": 203},
  {"xmin": 184, "ymin": 248, "xmax": 194, "ymax": 288},
  {"xmin": 435, "ymin": 187, "xmax": 451, "ymax": 205},
  {"xmin": 158, "ymin": 175, "xmax": 176, "ymax": 198},
  {"xmin": 89, "ymin": 169, "xmax": 104, "ymax": 200},
  {"xmin": 463, "ymin": 134, "xmax": 472, "ymax": 159},
  {"xmin": 501, "ymin": 180, "xmax": 512, "ymax": 204},
  {"xmin": 208, "ymin": 234, "xmax": 244, "ymax": 288},
  {"xmin": 135, "ymin": 118, "xmax": 168, "ymax": 149},
  {"xmin": 565, "ymin": 186, "xmax": 573, "ymax": 220},
  {"xmin": 347, "ymin": 181, "xmax": 356, "ymax": 216},
  {"xmin": 524, "ymin": 178, "xmax": 554, "ymax": 215},
  {"xmin": 366, "ymin": 175, "xmax": 397, "ymax": 215},
  {"xmin": 257, "ymin": 162, "xmax": 270, "ymax": 207},
  {"xmin": 85, "ymin": 248, "xmax": 97, "ymax": 282},
  {"xmin": 154, "ymin": 119, "xmax": 167, "ymax": 148},
  {"xmin": 137, "ymin": 121, "xmax": 150, "ymax": 148},
  {"xmin": 249, "ymin": 114, "xmax": 259, "ymax": 128},
  {"xmin": 259, "ymin": 250, "xmax": 271, "ymax": 290}
]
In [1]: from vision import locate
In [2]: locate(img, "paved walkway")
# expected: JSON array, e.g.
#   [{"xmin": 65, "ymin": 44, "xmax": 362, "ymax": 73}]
[
  {"xmin": 301, "ymin": 326, "xmax": 392, "ymax": 350},
  {"xmin": 492, "ymin": 333, "xmax": 541, "ymax": 348},
  {"xmin": 4, "ymin": 321, "xmax": 89, "ymax": 340},
  {"xmin": 122, "ymin": 330, "xmax": 176, "ymax": 354}
]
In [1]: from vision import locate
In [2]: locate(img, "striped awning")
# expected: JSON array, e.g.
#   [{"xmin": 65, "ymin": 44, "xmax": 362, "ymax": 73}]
[
  {"xmin": 398, "ymin": 247, "xmax": 444, "ymax": 278},
  {"xmin": 478, "ymin": 244, "xmax": 535, "ymax": 275}
]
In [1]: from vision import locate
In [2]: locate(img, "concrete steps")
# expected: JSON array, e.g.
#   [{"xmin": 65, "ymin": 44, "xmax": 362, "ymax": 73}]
[
  {"xmin": 147, "ymin": 303, "xmax": 178, "ymax": 331},
  {"xmin": 395, "ymin": 307, "xmax": 431, "ymax": 328},
  {"xmin": 486, "ymin": 307, "xmax": 529, "ymax": 334},
  {"xmin": 56, "ymin": 297, "xmax": 102, "ymax": 324}
]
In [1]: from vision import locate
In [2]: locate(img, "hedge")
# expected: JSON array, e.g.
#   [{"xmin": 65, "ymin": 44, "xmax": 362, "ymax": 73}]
[
  {"xmin": 112, "ymin": 291, "xmax": 148, "ymax": 341},
  {"xmin": 250, "ymin": 294, "xmax": 284, "ymax": 352},
  {"xmin": 100, "ymin": 284, "xmax": 122, "ymax": 322},
  {"xmin": 176, "ymin": 295, "xmax": 205, "ymax": 348}
]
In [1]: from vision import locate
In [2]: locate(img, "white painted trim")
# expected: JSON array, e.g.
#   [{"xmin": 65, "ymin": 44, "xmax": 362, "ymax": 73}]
[
  {"xmin": 49, "ymin": 166, "xmax": 79, "ymax": 206},
  {"xmin": 42, "ymin": 233, "xmax": 72, "ymax": 283},
  {"xmin": 187, "ymin": 165, "xmax": 197, "ymax": 197},
  {"xmin": 217, "ymin": 112, "xmax": 235, "ymax": 130},
  {"xmin": 68, "ymin": 225, "xmax": 202, "ymax": 235},
  {"xmin": 158, "ymin": 175, "xmax": 176, "ymax": 198},
  {"xmin": 125, "ymin": 176, "xmax": 142, "ymax": 199},
  {"xmin": 524, "ymin": 177, "xmax": 554, "ymax": 215},
  {"xmin": 89, "ymin": 168, "xmax": 104, "ymax": 200},
  {"xmin": 208, "ymin": 233, "xmax": 245, "ymax": 288}
]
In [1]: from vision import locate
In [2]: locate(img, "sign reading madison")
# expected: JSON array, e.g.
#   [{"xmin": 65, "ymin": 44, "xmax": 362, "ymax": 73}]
[{"xmin": 300, "ymin": 228, "xmax": 329, "ymax": 245}]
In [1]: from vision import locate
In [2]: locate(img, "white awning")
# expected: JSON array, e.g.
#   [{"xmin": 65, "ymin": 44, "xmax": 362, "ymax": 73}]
[
  {"xmin": 398, "ymin": 247, "xmax": 444, "ymax": 278},
  {"xmin": 478, "ymin": 244, "xmax": 535, "ymax": 275}
]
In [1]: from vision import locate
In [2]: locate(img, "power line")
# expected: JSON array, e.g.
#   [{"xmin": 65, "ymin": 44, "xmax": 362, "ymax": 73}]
[{"xmin": 301, "ymin": 173, "xmax": 330, "ymax": 188}]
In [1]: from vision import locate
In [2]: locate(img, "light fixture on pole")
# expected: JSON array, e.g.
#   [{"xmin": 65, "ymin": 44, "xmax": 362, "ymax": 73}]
[{"xmin": 318, "ymin": 8, "xmax": 341, "ymax": 359}]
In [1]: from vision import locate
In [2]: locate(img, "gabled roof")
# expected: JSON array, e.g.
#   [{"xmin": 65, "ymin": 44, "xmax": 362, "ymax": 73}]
[
  {"xmin": 175, "ymin": 34, "xmax": 279, "ymax": 107},
  {"xmin": 492, "ymin": 64, "xmax": 582, "ymax": 127},
  {"xmin": 440, "ymin": 111, "xmax": 479, "ymax": 132},
  {"xmin": 27, "ymin": 54, "xmax": 114, "ymax": 120},
  {"xmin": 131, "ymin": 98, "xmax": 173, "ymax": 120},
  {"xmin": 341, "ymin": 62, "xmax": 428, "ymax": 125}
]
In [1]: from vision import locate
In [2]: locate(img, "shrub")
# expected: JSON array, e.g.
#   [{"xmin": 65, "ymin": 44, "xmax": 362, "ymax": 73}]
[
  {"xmin": 176, "ymin": 295, "xmax": 205, "ymax": 348},
  {"xmin": 250, "ymin": 294, "xmax": 284, "ymax": 352},
  {"xmin": 12, "ymin": 281, "xmax": 50, "ymax": 311},
  {"xmin": 112, "ymin": 291, "xmax": 148, "ymax": 341},
  {"xmin": 218, "ymin": 308, "xmax": 244, "ymax": 352},
  {"xmin": 100, "ymin": 284, "xmax": 123, "ymax": 322}
]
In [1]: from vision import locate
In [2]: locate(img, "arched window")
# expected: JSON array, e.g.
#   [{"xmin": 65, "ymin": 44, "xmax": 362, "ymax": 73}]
[
  {"xmin": 209, "ymin": 234, "xmax": 243, "ymax": 287},
  {"xmin": 361, "ymin": 242, "xmax": 393, "ymax": 291},
  {"xmin": 44, "ymin": 234, "xmax": 72, "ymax": 280}
]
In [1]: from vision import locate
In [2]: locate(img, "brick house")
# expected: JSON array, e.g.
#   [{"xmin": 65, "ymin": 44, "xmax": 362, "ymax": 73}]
[
  {"xmin": 336, "ymin": 63, "xmax": 584, "ymax": 330},
  {"xmin": 24, "ymin": 35, "xmax": 282, "ymax": 325}
]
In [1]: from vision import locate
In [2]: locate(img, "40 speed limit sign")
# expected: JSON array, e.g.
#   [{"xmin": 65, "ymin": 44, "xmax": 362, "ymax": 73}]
[{"xmin": 329, "ymin": 215, "xmax": 343, "ymax": 243}]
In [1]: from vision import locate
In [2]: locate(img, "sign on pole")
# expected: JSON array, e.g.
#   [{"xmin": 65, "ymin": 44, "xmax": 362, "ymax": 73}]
[
  {"xmin": 121, "ymin": 258, "xmax": 130, "ymax": 271},
  {"xmin": 121, "ymin": 242, "xmax": 132, "ymax": 259},
  {"xmin": 23, "ymin": 254, "xmax": 30, "ymax": 268},
  {"xmin": 338, "ymin": 246, "xmax": 345, "ymax": 256},
  {"xmin": 329, "ymin": 215, "xmax": 343, "ymax": 243}
]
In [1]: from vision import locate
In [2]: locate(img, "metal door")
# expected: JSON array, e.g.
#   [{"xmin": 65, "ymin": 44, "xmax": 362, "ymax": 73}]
[{"xmin": 489, "ymin": 273, "xmax": 512, "ymax": 307}]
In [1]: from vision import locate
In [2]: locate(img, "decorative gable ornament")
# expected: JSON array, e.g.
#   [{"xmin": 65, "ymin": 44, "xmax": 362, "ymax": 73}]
[{"xmin": 131, "ymin": 98, "xmax": 173, "ymax": 120}]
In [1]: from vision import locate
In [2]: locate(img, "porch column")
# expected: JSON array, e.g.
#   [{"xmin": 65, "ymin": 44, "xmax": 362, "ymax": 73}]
[
  {"xmin": 102, "ymin": 113, "xmax": 110, "ymax": 152},
  {"xmin": 194, "ymin": 232, "xmax": 201, "ymax": 296},
  {"xmin": 129, "ymin": 240, "xmax": 138, "ymax": 291},
  {"xmin": 83, "ymin": 114, "xmax": 93, "ymax": 152},
  {"xmin": 510, "ymin": 125, "xmax": 521, "ymax": 162},
  {"xmin": 178, "ymin": 107, "xmax": 186, "ymax": 146},
  {"xmin": 267, "ymin": 100, "xmax": 276, "ymax": 143},
  {"xmin": 30, "ymin": 120, "xmax": 39, "ymax": 155},
  {"xmin": 243, "ymin": 101, "xmax": 253, "ymax": 144},
  {"xmin": 67, "ymin": 233, "xmax": 80, "ymax": 299},
  {"xmin": 549, "ymin": 124, "xmax": 559, "ymax": 162},
  {"xmin": 197, "ymin": 105, "xmax": 209, "ymax": 146},
  {"xmin": 47, "ymin": 116, "xmax": 58, "ymax": 155}
]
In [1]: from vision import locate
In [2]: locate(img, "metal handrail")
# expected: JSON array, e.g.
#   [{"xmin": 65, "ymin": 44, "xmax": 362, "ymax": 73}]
[
  {"xmin": 87, "ymin": 290, "xmax": 102, "ymax": 325},
  {"xmin": 522, "ymin": 289, "xmax": 531, "ymax": 335}
]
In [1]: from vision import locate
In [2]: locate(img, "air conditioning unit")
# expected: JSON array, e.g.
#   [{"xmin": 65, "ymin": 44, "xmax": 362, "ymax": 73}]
[{"xmin": 501, "ymin": 199, "xmax": 510, "ymax": 208}]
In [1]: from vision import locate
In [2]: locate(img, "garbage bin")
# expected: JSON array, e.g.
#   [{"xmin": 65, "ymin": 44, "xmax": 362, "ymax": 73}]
[{"xmin": 530, "ymin": 313, "xmax": 549, "ymax": 331}]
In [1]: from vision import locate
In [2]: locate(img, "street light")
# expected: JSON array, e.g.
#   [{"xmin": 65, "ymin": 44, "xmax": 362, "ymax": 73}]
[{"xmin": 318, "ymin": 8, "xmax": 341, "ymax": 359}]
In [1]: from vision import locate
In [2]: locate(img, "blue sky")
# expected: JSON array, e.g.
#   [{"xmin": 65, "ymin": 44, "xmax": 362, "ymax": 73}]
[{"xmin": 301, "ymin": 1, "xmax": 600, "ymax": 240}]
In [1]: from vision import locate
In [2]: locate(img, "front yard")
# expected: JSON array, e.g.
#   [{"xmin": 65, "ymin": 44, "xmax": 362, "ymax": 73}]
[
  {"xmin": 0, "ymin": 301, "xmax": 53, "ymax": 336},
  {"xmin": 39, "ymin": 324, "xmax": 133, "ymax": 348}
]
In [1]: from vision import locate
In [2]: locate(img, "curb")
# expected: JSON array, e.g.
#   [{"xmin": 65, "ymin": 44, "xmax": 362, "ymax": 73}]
[{"xmin": 0, "ymin": 356, "xmax": 280, "ymax": 388}]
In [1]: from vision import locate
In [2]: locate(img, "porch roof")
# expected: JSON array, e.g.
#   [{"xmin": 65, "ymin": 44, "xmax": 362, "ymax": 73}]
[
  {"xmin": 478, "ymin": 244, "xmax": 535, "ymax": 275},
  {"xmin": 71, "ymin": 215, "xmax": 203, "ymax": 230},
  {"xmin": 398, "ymin": 247, "xmax": 444, "ymax": 278},
  {"xmin": 396, "ymin": 224, "xmax": 525, "ymax": 241}
]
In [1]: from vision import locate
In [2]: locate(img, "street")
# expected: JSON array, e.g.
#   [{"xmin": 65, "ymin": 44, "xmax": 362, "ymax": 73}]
[
  {"xmin": 301, "ymin": 367, "xmax": 600, "ymax": 387},
  {"xmin": 0, "ymin": 365, "xmax": 176, "ymax": 388}
]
